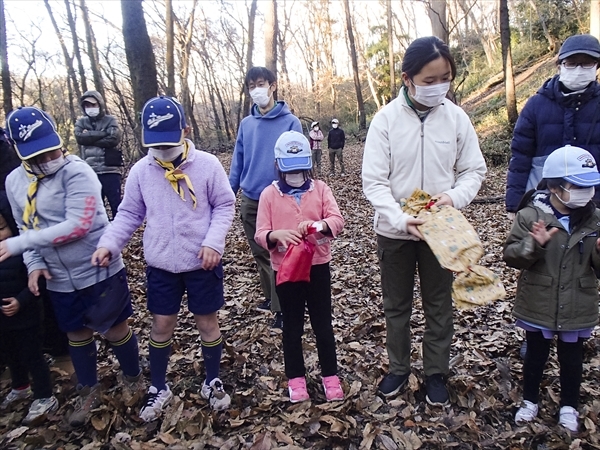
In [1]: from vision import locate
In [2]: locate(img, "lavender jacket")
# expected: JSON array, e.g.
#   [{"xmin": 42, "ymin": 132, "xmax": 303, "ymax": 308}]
[{"xmin": 97, "ymin": 141, "xmax": 235, "ymax": 273}]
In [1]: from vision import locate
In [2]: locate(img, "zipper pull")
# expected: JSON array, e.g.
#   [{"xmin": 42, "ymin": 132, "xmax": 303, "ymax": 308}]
[{"xmin": 579, "ymin": 240, "xmax": 584, "ymax": 264}]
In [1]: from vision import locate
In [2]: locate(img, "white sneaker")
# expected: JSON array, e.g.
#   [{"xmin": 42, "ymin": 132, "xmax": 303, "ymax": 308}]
[
  {"xmin": 1, "ymin": 387, "xmax": 32, "ymax": 409},
  {"xmin": 200, "ymin": 378, "xmax": 231, "ymax": 411},
  {"xmin": 559, "ymin": 406, "xmax": 579, "ymax": 432},
  {"xmin": 22, "ymin": 396, "xmax": 59, "ymax": 425},
  {"xmin": 515, "ymin": 400, "xmax": 538, "ymax": 424},
  {"xmin": 139, "ymin": 385, "xmax": 173, "ymax": 422}
]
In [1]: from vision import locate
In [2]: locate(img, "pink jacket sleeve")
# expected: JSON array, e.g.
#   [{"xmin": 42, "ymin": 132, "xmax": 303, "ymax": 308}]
[
  {"xmin": 255, "ymin": 186, "xmax": 274, "ymax": 250},
  {"xmin": 319, "ymin": 182, "xmax": 344, "ymax": 237}
]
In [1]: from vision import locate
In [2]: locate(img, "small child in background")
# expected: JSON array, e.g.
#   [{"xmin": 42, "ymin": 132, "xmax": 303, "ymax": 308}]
[
  {"xmin": 504, "ymin": 145, "xmax": 600, "ymax": 433},
  {"xmin": 309, "ymin": 121, "xmax": 324, "ymax": 176},
  {"xmin": 0, "ymin": 191, "xmax": 58, "ymax": 425},
  {"xmin": 93, "ymin": 96, "xmax": 235, "ymax": 420},
  {"xmin": 255, "ymin": 130, "xmax": 345, "ymax": 403}
]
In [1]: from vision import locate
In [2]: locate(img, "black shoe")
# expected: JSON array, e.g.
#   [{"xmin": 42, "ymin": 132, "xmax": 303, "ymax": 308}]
[
  {"xmin": 257, "ymin": 298, "xmax": 272, "ymax": 312},
  {"xmin": 520, "ymin": 341, "xmax": 527, "ymax": 360},
  {"xmin": 271, "ymin": 312, "xmax": 283, "ymax": 329},
  {"xmin": 425, "ymin": 374, "xmax": 449, "ymax": 406},
  {"xmin": 378, "ymin": 372, "xmax": 409, "ymax": 397}
]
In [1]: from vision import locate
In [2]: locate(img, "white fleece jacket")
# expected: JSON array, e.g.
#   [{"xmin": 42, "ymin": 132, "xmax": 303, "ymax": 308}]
[{"xmin": 362, "ymin": 87, "xmax": 487, "ymax": 240}]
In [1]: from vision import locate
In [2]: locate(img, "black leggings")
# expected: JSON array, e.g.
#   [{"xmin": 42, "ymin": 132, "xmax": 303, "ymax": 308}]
[{"xmin": 523, "ymin": 331, "xmax": 583, "ymax": 408}]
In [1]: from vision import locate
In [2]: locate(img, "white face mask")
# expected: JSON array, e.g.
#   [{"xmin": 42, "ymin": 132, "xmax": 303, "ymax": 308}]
[
  {"xmin": 250, "ymin": 86, "xmax": 272, "ymax": 108},
  {"xmin": 332, "ymin": 124, "xmax": 338, "ymax": 128},
  {"xmin": 285, "ymin": 172, "xmax": 306, "ymax": 187},
  {"xmin": 556, "ymin": 185, "xmax": 595, "ymax": 208},
  {"xmin": 148, "ymin": 144, "xmax": 184, "ymax": 162},
  {"xmin": 85, "ymin": 107, "xmax": 100, "ymax": 117},
  {"xmin": 559, "ymin": 66, "xmax": 597, "ymax": 91},
  {"xmin": 410, "ymin": 81, "xmax": 451, "ymax": 107},
  {"xmin": 313, "ymin": 126, "xmax": 319, "ymax": 131},
  {"xmin": 33, "ymin": 155, "xmax": 66, "ymax": 176}
]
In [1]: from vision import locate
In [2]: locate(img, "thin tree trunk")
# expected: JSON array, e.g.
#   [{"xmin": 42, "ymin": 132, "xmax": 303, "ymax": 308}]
[
  {"xmin": 43, "ymin": 0, "xmax": 78, "ymax": 122},
  {"xmin": 165, "ymin": 0, "xmax": 175, "ymax": 96},
  {"xmin": 0, "ymin": 0, "xmax": 12, "ymax": 115},
  {"xmin": 427, "ymin": 0, "xmax": 448, "ymax": 43},
  {"xmin": 591, "ymin": 0, "xmax": 600, "ymax": 40},
  {"xmin": 176, "ymin": 0, "xmax": 199, "ymax": 142},
  {"xmin": 387, "ymin": 0, "xmax": 396, "ymax": 99},
  {"xmin": 500, "ymin": 0, "xmax": 517, "ymax": 125},
  {"xmin": 80, "ymin": 0, "xmax": 105, "ymax": 99},
  {"xmin": 242, "ymin": 0, "xmax": 258, "ymax": 118},
  {"xmin": 65, "ymin": 0, "xmax": 88, "ymax": 93},
  {"xmin": 265, "ymin": 0, "xmax": 278, "ymax": 98},
  {"xmin": 343, "ymin": 0, "xmax": 365, "ymax": 129}
]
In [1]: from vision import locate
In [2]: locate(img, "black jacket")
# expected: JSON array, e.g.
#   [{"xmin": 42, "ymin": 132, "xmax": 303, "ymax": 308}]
[
  {"xmin": 327, "ymin": 128, "xmax": 346, "ymax": 150},
  {"xmin": 0, "ymin": 255, "xmax": 42, "ymax": 331},
  {"xmin": 0, "ymin": 131, "xmax": 20, "ymax": 191}
]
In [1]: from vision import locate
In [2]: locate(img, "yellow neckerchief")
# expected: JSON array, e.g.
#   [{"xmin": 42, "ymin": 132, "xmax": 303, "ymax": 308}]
[
  {"xmin": 153, "ymin": 141, "xmax": 197, "ymax": 209},
  {"xmin": 22, "ymin": 161, "xmax": 44, "ymax": 230}
]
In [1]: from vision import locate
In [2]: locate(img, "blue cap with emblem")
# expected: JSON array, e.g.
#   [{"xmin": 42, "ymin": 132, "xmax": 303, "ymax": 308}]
[
  {"xmin": 141, "ymin": 96, "xmax": 187, "ymax": 147},
  {"xmin": 5, "ymin": 106, "xmax": 63, "ymax": 160},
  {"xmin": 274, "ymin": 131, "xmax": 312, "ymax": 172},
  {"xmin": 543, "ymin": 145, "xmax": 600, "ymax": 187}
]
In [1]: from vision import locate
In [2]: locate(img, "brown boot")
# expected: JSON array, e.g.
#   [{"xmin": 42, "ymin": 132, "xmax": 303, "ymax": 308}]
[{"xmin": 68, "ymin": 384, "xmax": 102, "ymax": 427}]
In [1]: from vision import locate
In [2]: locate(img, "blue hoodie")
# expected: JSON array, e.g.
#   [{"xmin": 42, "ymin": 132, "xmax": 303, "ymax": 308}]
[{"xmin": 229, "ymin": 101, "xmax": 302, "ymax": 200}]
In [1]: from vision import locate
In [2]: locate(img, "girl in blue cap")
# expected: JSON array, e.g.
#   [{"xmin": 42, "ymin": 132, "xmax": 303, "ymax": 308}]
[{"xmin": 504, "ymin": 145, "xmax": 600, "ymax": 433}]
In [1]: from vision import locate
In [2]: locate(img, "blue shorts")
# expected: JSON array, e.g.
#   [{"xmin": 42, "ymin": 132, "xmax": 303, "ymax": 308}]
[
  {"xmin": 146, "ymin": 264, "xmax": 224, "ymax": 316},
  {"xmin": 49, "ymin": 268, "xmax": 133, "ymax": 334}
]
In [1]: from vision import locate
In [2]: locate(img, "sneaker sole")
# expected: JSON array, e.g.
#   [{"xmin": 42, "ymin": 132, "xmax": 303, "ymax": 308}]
[
  {"xmin": 379, "ymin": 380, "xmax": 407, "ymax": 398},
  {"xmin": 426, "ymin": 395, "xmax": 450, "ymax": 406}
]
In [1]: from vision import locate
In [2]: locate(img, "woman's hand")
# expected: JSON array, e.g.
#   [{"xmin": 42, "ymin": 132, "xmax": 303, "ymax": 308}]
[
  {"xmin": 431, "ymin": 193, "xmax": 454, "ymax": 207},
  {"xmin": 269, "ymin": 229, "xmax": 303, "ymax": 247},
  {"xmin": 406, "ymin": 217, "xmax": 425, "ymax": 240},
  {"xmin": 530, "ymin": 220, "xmax": 558, "ymax": 246}
]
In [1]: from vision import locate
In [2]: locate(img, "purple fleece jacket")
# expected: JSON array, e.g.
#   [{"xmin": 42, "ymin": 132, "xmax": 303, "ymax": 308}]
[{"xmin": 97, "ymin": 141, "xmax": 235, "ymax": 273}]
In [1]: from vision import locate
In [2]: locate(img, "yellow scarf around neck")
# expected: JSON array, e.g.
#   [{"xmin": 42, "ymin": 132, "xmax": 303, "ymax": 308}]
[{"xmin": 153, "ymin": 141, "xmax": 197, "ymax": 209}]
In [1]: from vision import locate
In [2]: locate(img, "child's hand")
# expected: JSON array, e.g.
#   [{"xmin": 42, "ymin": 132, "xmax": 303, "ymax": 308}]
[
  {"xmin": 298, "ymin": 220, "xmax": 328, "ymax": 235},
  {"xmin": 28, "ymin": 269, "xmax": 52, "ymax": 296},
  {"xmin": 431, "ymin": 193, "xmax": 454, "ymax": 207},
  {"xmin": 91, "ymin": 248, "xmax": 112, "ymax": 267},
  {"xmin": 198, "ymin": 247, "xmax": 221, "ymax": 271},
  {"xmin": 2, "ymin": 297, "xmax": 20, "ymax": 316},
  {"xmin": 596, "ymin": 238, "xmax": 600, "ymax": 252},
  {"xmin": 0, "ymin": 240, "xmax": 12, "ymax": 263},
  {"xmin": 269, "ymin": 230, "xmax": 303, "ymax": 247},
  {"xmin": 530, "ymin": 220, "xmax": 558, "ymax": 246}
]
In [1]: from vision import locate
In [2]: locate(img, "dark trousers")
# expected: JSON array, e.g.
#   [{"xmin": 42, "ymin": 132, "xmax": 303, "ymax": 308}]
[
  {"xmin": 377, "ymin": 235, "xmax": 454, "ymax": 377},
  {"xmin": 98, "ymin": 173, "xmax": 122, "ymax": 219},
  {"xmin": 523, "ymin": 331, "xmax": 583, "ymax": 408},
  {"xmin": 0, "ymin": 327, "xmax": 52, "ymax": 399},
  {"xmin": 276, "ymin": 263, "xmax": 338, "ymax": 379},
  {"xmin": 42, "ymin": 294, "xmax": 69, "ymax": 356}
]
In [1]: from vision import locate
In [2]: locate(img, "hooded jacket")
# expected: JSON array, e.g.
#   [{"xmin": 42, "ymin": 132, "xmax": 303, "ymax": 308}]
[
  {"xmin": 506, "ymin": 75, "xmax": 600, "ymax": 212},
  {"xmin": 5, "ymin": 155, "xmax": 124, "ymax": 292},
  {"xmin": 74, "ymin": 90, "xmax": 122, "ymax": 175},
  {"xmin": 503, "ymin": 192, "xmax": 600, "ymax": 331},
  {"xmin": 327, "ymin": 127, "xmax": 345, "ymax": 150},
  {"xmin": 362, "ymin": 86, "xmax": 487, "ymax": 240},
  {"xmin": 229, "ymin": 101, "xmax": 302, "ymax": 200}
]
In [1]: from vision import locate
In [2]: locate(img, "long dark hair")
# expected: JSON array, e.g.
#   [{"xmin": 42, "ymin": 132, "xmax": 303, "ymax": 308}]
[
  {"xmin": 519, "ymin": 178, "xmax": 596, "ymax": 231},
  {"xmin": 401, "ymin": 36, "xmax": 457, "ymax": 81}
]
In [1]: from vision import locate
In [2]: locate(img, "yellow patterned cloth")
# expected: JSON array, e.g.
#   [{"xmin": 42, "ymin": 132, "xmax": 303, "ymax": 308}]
[
  {"xmin": 22, "ymin": 162, "xmax": 45, "ymax": 230},
  {"xmin": 153, "ymin": 142, "xmax": 197, "ymax": 209},
  {"xmin": 401, "ymin": 188, "xmax": 506, "ymax": 309}
]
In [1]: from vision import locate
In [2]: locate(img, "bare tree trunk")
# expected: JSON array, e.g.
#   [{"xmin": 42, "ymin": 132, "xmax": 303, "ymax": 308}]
[
  {"xmin": 165, "ymin": 0, "xmax": 175, "ymax": 96},
  {"xmin": 121, "ymin": 0, "xmax": 158, "ymax": 154},
  {"xmin": 80, "ymin": 0, "xmax": 105, "ymax": 99},
  {"xmin": 0, "ymin": 0, "xmax": 12, "ymax": 115},
  {"xmin": 43, "ymin": 0, "xmax": 79, "ymax": 122},
  {"xmin": 427, "ymin": 0, "xmax": 448, "ymax": 43},
  {"xmin": 343, "ymin": 0, "xmax": 365, "ymax": 129},
  {"xmin": 500, "ymin": 0, "xmax": 517, "ymax": 125},
  {"xmin": 591, "ymin": 0, "xmax": 600, "ymax": 40},
  {"xmin": 387, "ymin": 0, "xmax": 396, "ymax": 100},
  {"xmin": 265, "ymin": 0, "xmax": 278, "ymax": 98},
  {"xmin": 65, "ymin": 0, "xmax": 88, "ymax": 94},
  {"xmin": 529, "ymin": 0, "xmax": 556, "ymax": 52},
  {"xmin": 242, "ymin": 0, "xmax": 258, "ymax": 118}
]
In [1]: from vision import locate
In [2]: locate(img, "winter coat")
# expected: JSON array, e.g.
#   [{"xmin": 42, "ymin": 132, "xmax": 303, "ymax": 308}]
[
  {"xmin": 0, "ymin": 255, "xmax": 41, "ymax": 331},
  {"xmin": 229, "ymin": 101, "xmax": 302, "ymax": 200},
  {"xmin": 503, "ymin": 192, "xmax": 600, "ymax": 331},
  {"xmin": 506, "ymin": 75, "xmax": 600, "ymax": 212},
  {"xmin": 327, "ymin": 127, "xmax": 345, "ymax": 150},
  {"xmin": 98, "ymin": 140, "xmax": 235, "ymax": 273},
  {"xmin": 309, "ymin": 129, "xmax": 324, "ymax": 150},
  {"xmin": 74, "ymin": 90, "xmax": 122, "ymax": 175},
  {"xmin": 362, "ymin": 86, "xmax": 487, "ymax": 240},
  {"xmin": 5, "ymin": 155, "xmax": 124, "ymax": 293}
]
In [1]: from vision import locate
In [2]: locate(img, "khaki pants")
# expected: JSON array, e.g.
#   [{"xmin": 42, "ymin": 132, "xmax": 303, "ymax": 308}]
[
  {"xmin": 240, "ymin": 195, "xmax": 280, "ymax": 312},
  {"xmin": 328, "ymin": 148, "xmax": 344, "ymax": 174},
  {"xmin": 377, "ymin": 235, "xmax": 453, "ymax": 377}
]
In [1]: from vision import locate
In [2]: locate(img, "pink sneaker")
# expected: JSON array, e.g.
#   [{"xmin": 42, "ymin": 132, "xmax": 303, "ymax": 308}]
[
  {"xmin": 322, "ymin": 375, "xmax": 344, "ymax": 401},
  {"xmin": 288, "ymin": 377, "xmax": 310, "ymax": 403}
]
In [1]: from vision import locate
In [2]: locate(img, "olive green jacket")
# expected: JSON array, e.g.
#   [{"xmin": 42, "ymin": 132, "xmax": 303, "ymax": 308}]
[{"xmin": 503, "ymin": 192, "xmax": 600, "ymax": 331}]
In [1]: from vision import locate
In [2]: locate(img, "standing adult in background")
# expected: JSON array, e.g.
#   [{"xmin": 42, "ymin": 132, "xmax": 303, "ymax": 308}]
[
  {"xmin": 506, "ymin": 34, "xmax": 600, "ymax": 216},
  {"xmin": 229, "ymin": 66, "xmax": 303, "ymax": 329},
  {"xmin": 327, "ymin": 119, "xmax": 346, "ymax": 176},
  {"xmin": 309, "ymin": 121, "xmax": 324, "ymax": 176},
  {"xmin": 362, "ymin": 36, "xmax": 486, "ymax": 406},
  {"xmin": 75, "ymin": 91, "xmax": 123, "ymax": 219}
]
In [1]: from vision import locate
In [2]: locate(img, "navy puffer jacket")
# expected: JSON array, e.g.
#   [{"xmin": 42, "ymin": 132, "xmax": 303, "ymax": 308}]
[{"xmin": 506, "ymin": 75, "xmax": 600, "ymax": 212}]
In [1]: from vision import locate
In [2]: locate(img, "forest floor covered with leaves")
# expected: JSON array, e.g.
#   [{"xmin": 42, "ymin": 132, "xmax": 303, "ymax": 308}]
[{"xmin": 2, "ymin": 142, "xmax": 600, "ymax": 450}]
